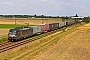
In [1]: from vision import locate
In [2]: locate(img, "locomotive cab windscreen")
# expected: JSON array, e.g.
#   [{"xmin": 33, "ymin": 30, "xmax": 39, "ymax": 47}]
[
  {"xmin": 8, "ymin": 29, "xmax": 17, "ymax": 39},
  {"xmin": 8, "ymin": 29, "xmax": 16, "ymax": 35}
]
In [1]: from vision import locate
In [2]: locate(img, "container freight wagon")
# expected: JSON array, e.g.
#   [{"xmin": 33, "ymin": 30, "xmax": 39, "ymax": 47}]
[
  {"xmin": 53, "ymin": 23, "xmax": 59, "ymax": 29},
  {"xmin": 49, "ymin": 23, "xmax": 59, "ymax": 31},
  {"xmin": 49, "ymin": 23, "xmax": 55, "ymax": 31},
  {"xmin": 59, "ymin": 22, "xmax": 65, "ymax": 28},
  {"xmin": 45, "ymin": 24, "xmax": 50, "ymax": 31},
  {"xmin": 39, "ymin": 24, "xmax": 50, "ymax": 33},
  {"xmin": 66, "ymin": 21, "xmax": 72, "ymax": 26},
  {"xmin": 8, "ymin": 27, "xmax": 33, "ymax": 41},
  {"xmin": 39, "ymin": 24, "xmax": 45, "ymax": 33},
  {"xmin": 66, "ymin": 21, "xmax": 75, "ymax": 26},
  {"xmin": 30, "ymin": 26, "xmax": 41, "ymax": 35}
]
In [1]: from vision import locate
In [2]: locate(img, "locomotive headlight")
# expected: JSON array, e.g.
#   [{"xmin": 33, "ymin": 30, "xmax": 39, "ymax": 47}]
[
  {"xmin": 13, "ymin": 36, "xmax": 17, "ymax": 38},
  {"xmin": 9, "ymin": 35, "xmax": 16, "ymax": 38}
]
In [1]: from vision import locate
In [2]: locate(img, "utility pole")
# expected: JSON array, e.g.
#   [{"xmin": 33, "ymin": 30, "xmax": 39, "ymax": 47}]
[
  {"xmin": 42, "ymin": 15, "xmax": 44, "ymax": 24},
  {"xmin": 12, "ymin": 14, "xmax": 16, "ymax": 28},
  {"xmin": 15, "ymin": 19, "xmax": 16, "ymax": 28}
]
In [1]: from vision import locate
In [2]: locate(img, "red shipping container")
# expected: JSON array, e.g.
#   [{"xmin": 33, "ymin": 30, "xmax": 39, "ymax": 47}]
[
  {"xmin": 44, "ymin": 24, "xmax": 50, "ymax": 31},
  {"xmin": 39, "ymin": 24, "xmax": 50, "ymax": 33},
  {"xmin": 39, "ymin": 24, "xmax": 45, "ymax": 33}
]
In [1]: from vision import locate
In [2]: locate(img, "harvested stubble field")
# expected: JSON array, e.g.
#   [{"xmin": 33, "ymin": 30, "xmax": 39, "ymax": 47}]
[
  {"xmin": 32, "ymin": 23, "xmax": 90, "ymax": 60},
  {"xmin": 0, "ymin": 18, "xmax": 62, "ymax": 25}
]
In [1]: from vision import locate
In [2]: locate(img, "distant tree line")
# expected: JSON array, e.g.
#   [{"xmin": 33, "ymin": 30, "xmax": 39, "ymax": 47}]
[
  {"xmin": 0, "ymin": 14, "xmax": 61, "ymax": 18},
  {"xmin": 0, "ymin": 14, "xmax": 73, "ymax": 19},
  {"xmin": 0, "ymin": 14, "xmax": 79, "ymax": 18},
  {"xmin": 1, "ymin": 14, "xmax": 88, "ymax": 23}
]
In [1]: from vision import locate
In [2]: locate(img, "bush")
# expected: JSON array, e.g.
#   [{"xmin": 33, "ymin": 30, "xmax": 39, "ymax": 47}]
[
  {"xmin": 84, "ymin": 17, "xmax": 90, "ymax": 23},
  {"xmin": 0, "ymin": 35, "xmax": 8, "ymax": 43}
]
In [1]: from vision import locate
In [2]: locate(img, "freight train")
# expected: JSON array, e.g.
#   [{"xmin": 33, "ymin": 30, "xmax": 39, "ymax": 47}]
[{"xmin": 8, "ymin": 20, "xmax": 81, "ymax": 42}]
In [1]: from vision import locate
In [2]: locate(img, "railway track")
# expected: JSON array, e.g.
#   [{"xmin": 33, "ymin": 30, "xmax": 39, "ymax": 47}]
[{"xmin": 0, "ymin": 28, "xmax": 62, "ymax": 53}]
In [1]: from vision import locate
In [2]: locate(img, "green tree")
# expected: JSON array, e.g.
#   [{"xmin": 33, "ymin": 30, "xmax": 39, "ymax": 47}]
[{"xmin": 84, "ymin": 16, "xmax": 90, "ymax": 23}]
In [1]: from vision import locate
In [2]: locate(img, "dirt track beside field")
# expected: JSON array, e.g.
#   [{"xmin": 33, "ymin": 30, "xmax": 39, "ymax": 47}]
[{"xmin": 0, "ymin": 29, "xmax": 9, "ymax": 35}]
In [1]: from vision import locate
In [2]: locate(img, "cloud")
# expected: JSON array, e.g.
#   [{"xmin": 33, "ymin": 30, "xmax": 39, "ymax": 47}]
[
  {"xmin": 40, "ymin": 0, "xmax": 47, "ymax": 2},
  {"xmin": 79, "ymin": 6, "xmax": 88, "ymax": 12},
  {"xmin": 50, "ymin": 0, "xmax": 55, "ymax": 4},
  {"xmin": 0, "ymin": 1, "xmax": 13, "ymax": 6},
  {"xmin": 0, "ymin": 0, "xmax": 89, "ymax": 16},
  {"xmin": 80, "ymin": 6, "xmax": 86, "ymax": 9}
]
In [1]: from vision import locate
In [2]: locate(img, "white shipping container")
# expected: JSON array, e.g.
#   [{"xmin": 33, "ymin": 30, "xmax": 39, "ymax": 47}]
[
  {"xmin": 59, "ymin": 22, "xmax": 65, "ymax": 28},
  {"xmin": 30, "ymin": 26, "xmax": 41, "ymax": 34}
]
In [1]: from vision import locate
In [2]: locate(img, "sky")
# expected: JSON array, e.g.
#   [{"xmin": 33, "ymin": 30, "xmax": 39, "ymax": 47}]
[{"xmin": 0, "ymin": 0, "xmax": 90, "ymax": 16}]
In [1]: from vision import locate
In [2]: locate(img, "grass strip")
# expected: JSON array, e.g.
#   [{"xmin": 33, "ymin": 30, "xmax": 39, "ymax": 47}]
[{"xmin": 0, "ymin": 24, "xmax": 36, "ymax": 28}]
